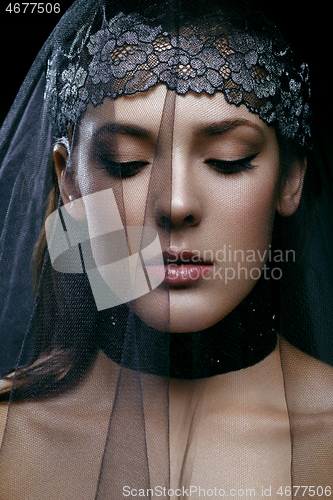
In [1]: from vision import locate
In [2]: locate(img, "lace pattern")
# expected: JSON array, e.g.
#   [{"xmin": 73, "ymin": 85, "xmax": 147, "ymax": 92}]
[{"xmin": 45, "ymin": 13, "xmax": 312, "ymax": 147}]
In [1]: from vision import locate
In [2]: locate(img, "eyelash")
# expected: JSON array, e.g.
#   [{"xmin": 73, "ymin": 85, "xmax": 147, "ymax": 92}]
[
  {"xmin": 97, "ymin": 156, "xmax": 149, "ymax": 178},
  {"xmin": 96, "ymin": 153, "xmax": 259, "ymax": 178},
  {"xmin": 205, "ymin": 153, "xmax": 259, "ymax": 174}
]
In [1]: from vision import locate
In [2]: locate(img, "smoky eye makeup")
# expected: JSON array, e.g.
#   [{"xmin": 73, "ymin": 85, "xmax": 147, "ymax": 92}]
[
  {"xmin": 101, "ymin": 159, "xmax": 150, "ymax": 178},
  {"xmin": 196, "ymin": 122, "xmax": 267, "ymax": 175},
  {"xmin": 205, "ymin": 152, "xmax": 259, "ymax": 175},
  {"xmin": 88, "ymin": 120, "xmax": 265, "ymax": 179},
  {"xmin": 90, "ymin": 132, "xmax": 150, "ymax": 178},
  {"xmin": 92, "ymin": 146, "xmax": 148, "ymax": 178}
]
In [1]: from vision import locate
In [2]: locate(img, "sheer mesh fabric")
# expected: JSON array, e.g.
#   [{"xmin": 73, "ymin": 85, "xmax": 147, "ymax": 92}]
[{"xmin": 0, "ymin": 1, "xmax": 333, "ymax": 499}]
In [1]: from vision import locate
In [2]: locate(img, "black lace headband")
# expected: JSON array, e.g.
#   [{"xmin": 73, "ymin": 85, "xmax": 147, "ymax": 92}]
[{"xmin": 45, "ymin": 12, "xmax": 312, "ymax": 148}]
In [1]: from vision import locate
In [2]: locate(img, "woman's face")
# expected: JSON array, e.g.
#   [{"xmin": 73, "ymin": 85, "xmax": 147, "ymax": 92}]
[{"xmin": 68, "ymin": 85, "xmax": 286, "ymax": 332}]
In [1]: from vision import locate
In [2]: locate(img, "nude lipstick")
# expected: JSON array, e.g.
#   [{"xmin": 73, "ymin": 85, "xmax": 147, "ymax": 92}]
[{"xmin": 163, "ymin": 251, "xmax": 213, "ymax": 285}]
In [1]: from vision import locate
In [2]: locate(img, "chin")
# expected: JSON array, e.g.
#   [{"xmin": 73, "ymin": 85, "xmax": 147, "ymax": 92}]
[{"xmin": 131, "ymin": 285, "xmax": 250, "ymax": 333}]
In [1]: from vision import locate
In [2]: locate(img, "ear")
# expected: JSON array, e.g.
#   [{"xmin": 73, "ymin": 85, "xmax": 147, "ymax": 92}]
[
  {"xmin": 276, "ymin": 157, "xmax": 307, "ymax": 217},
  {"xmin": 53, "ymin": 142, "xmax": 86, "ymax": 220}
]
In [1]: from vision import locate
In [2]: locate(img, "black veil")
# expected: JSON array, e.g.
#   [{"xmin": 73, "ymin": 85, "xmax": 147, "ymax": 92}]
[{"xmin": 1, "ymin": 0, "xmax": 333, "ymax": 497}]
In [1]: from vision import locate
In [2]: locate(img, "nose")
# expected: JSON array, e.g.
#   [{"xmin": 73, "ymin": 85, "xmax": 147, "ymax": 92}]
[{"xmin": 153, "ymin": 151, "xmax": 202, "ymax": 231}]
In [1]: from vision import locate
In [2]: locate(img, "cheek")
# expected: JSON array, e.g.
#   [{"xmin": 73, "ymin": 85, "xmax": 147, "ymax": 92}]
[
  {"xmin": 122, "ymin": 172, "xmax": 151, "ymax": 226},
  {"xmin": 208, "ymin": 170, "xmax": 279, "ymax": 254}
]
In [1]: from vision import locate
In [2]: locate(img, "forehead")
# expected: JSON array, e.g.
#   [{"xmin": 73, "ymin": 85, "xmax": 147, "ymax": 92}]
[{"xmin": 79, "ymin": 84, "xmax": 274, "ymax": 144}]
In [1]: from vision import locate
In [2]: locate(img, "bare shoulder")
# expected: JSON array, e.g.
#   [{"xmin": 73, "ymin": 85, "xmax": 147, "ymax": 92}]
[{"xmin": 280, "ymin": 338, "xmax": 333, "ymax": 413}]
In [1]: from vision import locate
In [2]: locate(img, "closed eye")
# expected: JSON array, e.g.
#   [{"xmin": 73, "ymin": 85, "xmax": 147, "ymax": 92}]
[
  {"xmin": 205, "ymin": 153, "xmax": 259, "ymax": 174},
  {"xmin": 97, "ymin": 157, "xmax": 150, "ymax": 178}
]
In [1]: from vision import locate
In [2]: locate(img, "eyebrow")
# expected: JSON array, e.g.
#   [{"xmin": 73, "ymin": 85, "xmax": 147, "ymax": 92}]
[
  {"xmin": 92, "ymin": 123, "xmax": 151, "ymax": 141},
  {"xmin": 195, "ymin": 119, "xmax": 265, "ymax": 138},
  {"xmin": 92, "ymin": 119, "xmax": 265, "ymax": 143}
]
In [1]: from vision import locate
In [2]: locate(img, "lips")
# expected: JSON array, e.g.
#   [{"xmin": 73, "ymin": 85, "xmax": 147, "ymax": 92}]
[
  {"xmin": 145, "ymin": 250, "xmax": 213, "ymax": 285},
  {"xmin": 162, "ymin": 250, "xmax": 213, "ymax": 285}
]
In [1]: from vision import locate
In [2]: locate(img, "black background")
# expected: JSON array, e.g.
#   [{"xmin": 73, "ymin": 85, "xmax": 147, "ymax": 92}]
[{"xmin": 0, "ymin": 0, "xmax": 331, "ymax": 128}]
